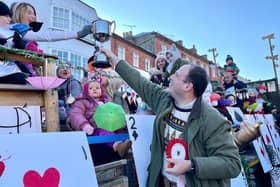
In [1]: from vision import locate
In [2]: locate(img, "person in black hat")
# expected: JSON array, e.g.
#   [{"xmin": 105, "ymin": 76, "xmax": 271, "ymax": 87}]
[
  {"xmin": 223, "ymin": 69, "xmax": 247, "ymax": 111},
  {"xmin": 224, "ymin": 54, "xmax": 240, "ymax": 77},
  {"xmin": 0, "ymin": 1, "xmax": 12, "ymax": 44},
  {"xmin": 0, "ymin": 1, "xmax": 28, "ymax": 48},
  {"xmin": 0, "ymin": 1, "xmax": 28, "ymax": 84},
  {"xmin": 0, "ymin": 1, "xmax": 11, "ymax": 17},
  {"xmin": 9, "ymin": 2, "xmax": 98, "ymax": 77}
]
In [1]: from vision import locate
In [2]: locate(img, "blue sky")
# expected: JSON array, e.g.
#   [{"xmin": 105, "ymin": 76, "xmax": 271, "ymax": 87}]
[{"xmin": 82, "ymin": 0, "xmax": 280, "ymax": 81}]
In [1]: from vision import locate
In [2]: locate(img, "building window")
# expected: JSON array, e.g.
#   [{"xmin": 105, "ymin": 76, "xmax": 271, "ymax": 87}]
[
  {"xmin": 52, "ymin": 7, "xmax": 70, "ymax": 30},
  {"xmin": 82, "ymin": 57, "xmax": 88, "ymax": 69},
  {"xmin": 133, "ymin": 52, "xmax": 139, "ymax": 67},
  {"xmin": 52, "ymin": 49, "xmax": 87, "ymax": 80},
  {"xmin": 200, "ymin": 63, "xmax": 209, "ymax": 75},
  {"xmin": 117, "ymin": 46, "xmax": 125, "ymax": 60},
  {"xmin": 70, "ymin": 53, "xmax": 83, "ymax": 79},
  {"xmin": 210, "ymin": 65, "xmax": 216, "ymax": 78},
  {"xmin": 144, "ymin": 58, "xmax": 150, "ymax": 72},
  {"xmin": 183, "ymin": 56, "xmax": 190, "ymax": 63},
  {"xmin": 72, "ymin": 12, "xmax": 89, "ymax": 31},
  {"xmin": 52, "ymin": 49, "xmax": 68, "ymax": 62},
  {"xmin": 161, "ymin": 45, "xmax": 167, "ymax": 53},
  {"xmin": 217, "ymin": 69, "xmax": 222, "ymax": 77},
  {"xmin": 72, "ymin": 12, "xmax": 93, "ymax": 40},
  {"xmin": 205, "ymin": 64, "xmax": 209, "ymax": 75}
]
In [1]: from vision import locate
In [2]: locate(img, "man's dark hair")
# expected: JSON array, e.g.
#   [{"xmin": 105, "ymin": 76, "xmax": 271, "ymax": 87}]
[{"xmin": 185, "ymin": 65, "xmax": 209, "ymax": 97}]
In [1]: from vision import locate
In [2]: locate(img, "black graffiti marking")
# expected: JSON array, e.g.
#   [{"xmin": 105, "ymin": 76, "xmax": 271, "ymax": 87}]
[
  {"xmin": 0, "ymin": 107, "xmax": 32, "ymax": 133},
  {"xmin": 81, "ymin": 145, "xmax": 87, "ymax": 160}
]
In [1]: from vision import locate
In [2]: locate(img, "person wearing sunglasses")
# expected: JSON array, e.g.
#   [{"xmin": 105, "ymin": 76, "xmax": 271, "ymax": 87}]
[
  {"xmin": 101, "ymin": 48, "xmax": 241, "ymax": 187},
  {"xmin": 56, "ymin": 63, "xmax": 82, "ymax": 131}
]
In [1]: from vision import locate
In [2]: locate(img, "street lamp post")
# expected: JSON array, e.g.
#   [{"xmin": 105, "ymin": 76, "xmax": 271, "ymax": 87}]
[
  {"xmin": 208, "ymin": 48, "xmax": 218, "ymax": 64},
  {"xmin": 208, "ymin": 48, "xmax": 222, "ymax": 86},
  {"xmin": 262, "ymin": 33, "xmax": 279, "ymax": 93}
]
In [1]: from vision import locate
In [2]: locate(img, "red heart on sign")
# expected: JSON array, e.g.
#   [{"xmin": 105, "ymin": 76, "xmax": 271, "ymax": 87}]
[
  {"xmin": 23, "ymin": 167, "xmax": 60, "ymax": 187},
  {"xmin": 0, "ymin": 161, "xmax": 5, "ymax": 177}
]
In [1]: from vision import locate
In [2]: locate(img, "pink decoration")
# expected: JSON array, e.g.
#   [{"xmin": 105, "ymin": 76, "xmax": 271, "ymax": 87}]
[
  {"xmin": 26, "ymin": 76, "xmax": 65, "ymax": 90},
  {"xmin": 210, "ymin": 93, "xmax": 221, "ymax": 102}
]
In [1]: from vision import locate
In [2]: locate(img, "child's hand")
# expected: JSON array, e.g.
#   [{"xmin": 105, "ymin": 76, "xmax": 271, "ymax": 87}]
[{"xmin": 82, "ymin": 124, "xmax": 94, "ymax": 135}]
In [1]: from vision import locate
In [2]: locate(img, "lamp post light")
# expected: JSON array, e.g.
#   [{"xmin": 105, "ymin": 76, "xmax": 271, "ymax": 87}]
[{"xmin": 262, "ymin": 33, "xmax": 279, "ymax": 93}]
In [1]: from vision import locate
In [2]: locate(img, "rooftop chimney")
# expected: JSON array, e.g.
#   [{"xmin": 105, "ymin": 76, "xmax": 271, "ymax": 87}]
[
  {"xmin": 176, "ymin": 40, "xmax": 183, "ymax": 46},
  {"xmin": 191, "ymin": 44, "xmax": 197, "ymax": 54},
  {"xmin": 123, "ymin": 31, "xmax": 133, "ymax": 39},
  {"xmin": 201, "ymin": 54, "xmax": 208, "ymax": 60}
]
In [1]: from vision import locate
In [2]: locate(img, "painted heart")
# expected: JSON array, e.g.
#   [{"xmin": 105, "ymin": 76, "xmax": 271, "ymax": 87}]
[
  {"xmin": 23, "ymin": 167, "xmax": 60, "ymax": 187},
  {"xmin": 260, "ymin": 147, "xmax": 265, "ymax": 157},
  {"xmin": 266, "ymin": 134, "xmax": 271, "ymax": 144},
  {"xmin": 0, "ymin": 161, "xmax": 5, "ymax": 177}
]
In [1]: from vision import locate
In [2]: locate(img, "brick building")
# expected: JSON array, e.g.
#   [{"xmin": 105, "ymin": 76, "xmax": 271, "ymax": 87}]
[
  {"xmin": 111, "ymin": 34, "xmax": 155, "ymax": 79},
  {"xmin": 121, "ymin": 31, "xmax": 223, "ymax": 87}
]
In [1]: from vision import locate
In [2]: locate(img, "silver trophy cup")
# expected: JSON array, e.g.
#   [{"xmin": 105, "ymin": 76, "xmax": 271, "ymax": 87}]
[{"xmin": 91, "ymin": 19, "xmax": 116, "ymax": 68}]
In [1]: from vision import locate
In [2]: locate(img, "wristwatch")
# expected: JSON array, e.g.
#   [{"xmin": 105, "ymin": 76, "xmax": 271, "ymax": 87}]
[{"xmin": 189, "ymin": 159, "xmax": 196, "ymax": 174}]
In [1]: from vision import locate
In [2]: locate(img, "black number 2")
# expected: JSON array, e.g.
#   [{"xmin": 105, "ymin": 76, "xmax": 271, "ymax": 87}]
[{"xmin": 129, "ymin": 116, "xmax": 137, "ymax": 130}]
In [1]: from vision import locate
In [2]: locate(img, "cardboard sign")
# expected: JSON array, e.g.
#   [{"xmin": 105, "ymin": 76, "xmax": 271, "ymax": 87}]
[
  {"xmin": 0, "ymin": 106, "xmax": 41, "ymax": 134},
  {"xmin": 126, "ymin": 114, "xmax": 245, "ymax": 187},
  {"xmin": 231, "ymin": 172, "xmax": 248, "ymax": 187},
  {"xmin": 226, "ymin": 106, "xmax": 245, "ymax": 125},
  {"xmin": 263, "ymin": 114, "xmax": 280, "ymax": 161},
  {"xmin": 256, "ymin": 114, "xmax": 280, "ymax": 165},
  {"xmin": 254, "ymin": 114, "xmax": 280, "ymax": 185},
  {"xmin": 0, "ymin": 132, "xmax": 98, "ymax": 187},
  {"xmin": 244, "ymin": 114, "xmax": 273, "ymax": 173},
  {"xmin": 126, "ymin": 115, "xmax": 155, "ymax": 187}
]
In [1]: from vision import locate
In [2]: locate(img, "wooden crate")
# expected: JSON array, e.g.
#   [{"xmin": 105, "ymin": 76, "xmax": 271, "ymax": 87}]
[
  {"xmin": 95, "ymin": 159, "xmax": 127, "ymax": 184},
  {"xmin": 99, "ymin": 176, "xmax": 128, "ymax": 187},
  {"xmin": 0, "ymin": 49, "xmax": 60, "ymax": 132}
]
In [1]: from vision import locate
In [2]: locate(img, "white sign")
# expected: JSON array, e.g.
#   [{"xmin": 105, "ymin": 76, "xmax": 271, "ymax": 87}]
[
  {"xmin": 126, "ymin": 115, "xmax": 155, "ymax": 187},
  {"xmin": 126, "ymin": 114, "xmax": 244, "ymax": 187},
  {"xmin": 263, "ymin": 114, "xmax": 280, "ymax": 161},
  {"xmin": 0, "ymin": 132, "xmax": 98, "ymax": 187},
  {"xmin": 253, "ymin": 114, "xmax": 280, "ymax": 185},
  {"xmin": 226, "ymin": 106, "xmax": 245, "ymax": 125},
  {"xmin": 256, "ymin": 115, "xmax": 280, "ymax": 165},
  {"xmin": 0, "ymin": 106, "xmax": 41, "ymax": 134},
  {"xmin": 231, "ymin": 172, "xmax": 248, "ymax": 187},
  {"xmin": 245, "ymin": 114, "xmax": 273, "ymax": 173}
]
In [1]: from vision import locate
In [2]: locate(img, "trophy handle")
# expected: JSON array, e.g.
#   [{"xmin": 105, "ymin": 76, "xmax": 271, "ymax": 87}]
[{"xmin": 110, "ymin": 20, "xmax": 116, "ymax": 34}]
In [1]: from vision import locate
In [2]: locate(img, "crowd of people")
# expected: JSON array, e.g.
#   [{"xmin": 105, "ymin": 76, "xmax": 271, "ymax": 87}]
[{"xmin": 1, "ymin": 1, "xmax": 280, "ymax": 186}]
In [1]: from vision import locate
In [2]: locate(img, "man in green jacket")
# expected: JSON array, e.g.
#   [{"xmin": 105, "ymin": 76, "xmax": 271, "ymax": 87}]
[{"xmin": 102, "ymin": 48, "xmax": 241, "ymax": 187}]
